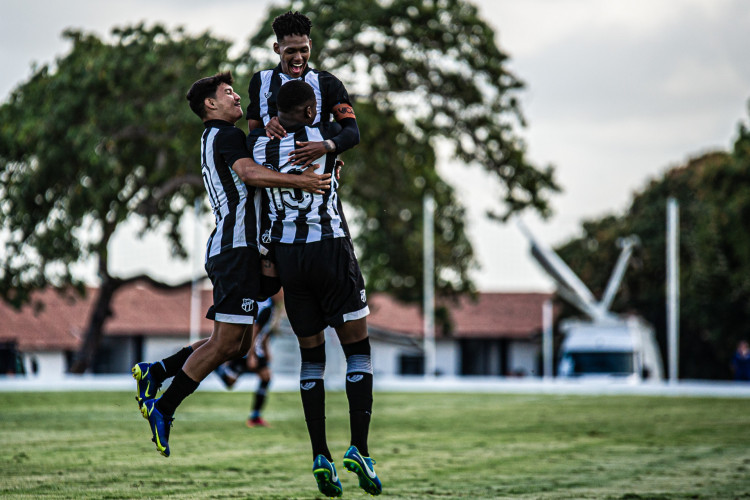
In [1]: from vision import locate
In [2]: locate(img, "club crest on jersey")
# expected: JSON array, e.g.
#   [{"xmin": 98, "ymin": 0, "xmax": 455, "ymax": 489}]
[
  {"xmin": 264, "ymin": 91, "xmax": 272, "ymax": 99},
  {"xmin": 360, "ymin": 289, "xmax": 367, "ymax": 303},
  {"xmin": 241, "ymin": 298, "xmax": 255, "ymax": 313}
]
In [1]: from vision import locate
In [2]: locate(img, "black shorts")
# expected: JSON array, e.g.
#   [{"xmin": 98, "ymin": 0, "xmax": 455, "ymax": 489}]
[
  {"xmin": 204, "ymin": 246, "xmax": 261, "ymax": 325},
  {"xmin": 275, "ymin": 237, "xmax": 369, "ymax": 337}
]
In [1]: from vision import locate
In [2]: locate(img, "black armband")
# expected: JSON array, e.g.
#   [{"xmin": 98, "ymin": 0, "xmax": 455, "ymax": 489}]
[{"xmin": 331, "ymin": 117, "xmax": 360, "ymax": 154}]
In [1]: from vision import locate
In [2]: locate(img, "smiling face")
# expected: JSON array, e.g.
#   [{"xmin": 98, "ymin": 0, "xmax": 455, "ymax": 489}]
[
  {"xmin": 206, "ymin": 82, "xmax": 243, "ymax": 123},
  {"xmin": 274, "ymin": 34, "xmax": 312, "ymax": 78}
]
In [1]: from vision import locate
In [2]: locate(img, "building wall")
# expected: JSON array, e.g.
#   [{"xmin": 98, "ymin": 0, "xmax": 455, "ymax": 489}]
[
  {"xmin": 22, "ymin": 351, "xmax": 68, "ymax": 378},
  {"xmin": 508, "ymin": 341, "xmax": 540, "ymax": 377}
]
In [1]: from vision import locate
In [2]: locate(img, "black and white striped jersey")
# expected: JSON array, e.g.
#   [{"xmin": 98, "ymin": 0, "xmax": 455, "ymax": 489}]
[
  {"xmin": 247, "ymin": 122, "xmax": 347, "ymax": 244},
  {"xmin": 201, "ymin": 119, "xmax": 262, "ymax": 262},
  {"xmin": 245, "ymin": 64, "xmax": 351, "ymax": 126}
]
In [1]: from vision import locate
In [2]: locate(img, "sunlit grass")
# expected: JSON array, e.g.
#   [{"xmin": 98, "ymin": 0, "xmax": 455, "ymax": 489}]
[{"xmin": 1, "ymin": 390, "xmax": 749, "ymax": 499}]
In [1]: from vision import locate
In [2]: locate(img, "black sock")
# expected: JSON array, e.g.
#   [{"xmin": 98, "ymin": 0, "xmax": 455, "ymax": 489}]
[
  {"xmin": 300, "ymin": 343, "xmax": 330, "ymax": 461},
  {"xmin": 156, "ymin": 370, "xmax": 199, "ymax": 417},
  {"xmin": 156, "ymin": 346, "xmax": 194, "ymax": 381},
  {"xmin": 343, "ymin": 338, "xmax": 374, "ymax": 457},
  {"xmin": 252, "ymin": 379, "xmax": 270, "ymax": 416}
]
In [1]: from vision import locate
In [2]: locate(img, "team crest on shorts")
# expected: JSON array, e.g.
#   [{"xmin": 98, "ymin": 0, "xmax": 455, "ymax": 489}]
[
  {"xmin": 360, "ymin": 289, "xmax": 367, "ymax": 303},
  {"xmin": 241, "ymin": 298, "xmax": 255, "ymax": 313}
]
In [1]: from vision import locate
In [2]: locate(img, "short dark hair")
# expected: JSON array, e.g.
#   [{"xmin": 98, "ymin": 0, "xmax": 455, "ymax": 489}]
[
  {"xmin": 272, "ymin": 11, "xmax": 312, "ymax": 41},
  {"xmin": 186, "ymin": 71, "xmax": 233, "ymax": 118},
  {"xmin": 277, "ymin": 80, "xmax": 316, "ymax": 113}
]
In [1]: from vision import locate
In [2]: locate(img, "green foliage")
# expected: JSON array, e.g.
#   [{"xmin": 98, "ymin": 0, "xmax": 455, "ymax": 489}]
[
  {"xmin": 0, "ymin": 24, "xmax": 233, "ymax": 307},
  {"xmin": 555, "ymin": 109, "xmax": 750, "ymax": 379},
  {"xmin": 2, "ymin": 390, "xmax": 750, "ymax": 499},
  {"xmin": 340, "ymin": 101, "xmax": 476, "ymax": 304},
  {"xmin": 243, "ymin": 0, "xmax": 559, "ymax": 220}
]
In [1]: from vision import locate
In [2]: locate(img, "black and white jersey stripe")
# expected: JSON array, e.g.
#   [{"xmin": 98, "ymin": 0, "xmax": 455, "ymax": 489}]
[
  {"xmin": 201, "ymin": 123, "xmax": 261, "ymax": 261},
  {"xmin": 247, "ymin": 65, "xmax": 350, "ymax": 126},
  {"xmin": 249, "ymin": 125, "xmax": 346, "ymax": 244}
]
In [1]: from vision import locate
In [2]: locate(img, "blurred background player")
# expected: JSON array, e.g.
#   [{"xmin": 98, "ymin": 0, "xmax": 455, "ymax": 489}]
[{"xmin": 214, "ymin": 294, "xmax": 280, "ymax": 427}]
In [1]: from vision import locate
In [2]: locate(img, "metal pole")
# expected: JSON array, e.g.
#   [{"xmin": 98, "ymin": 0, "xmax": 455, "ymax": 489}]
[
  {"xmin": 189, "ymin": 199, "xmax": 202, "ymax": 344},
  {"xmin": 423, "ymin": 193, "xmax": 436, "ymax": 378},
  {"xmin": 542, "ymin": 298, "xmax": 554, "ymax": 380},
  {"xmin": 666, "ymin": 197, "xmax": 680, "ymax": 384}
]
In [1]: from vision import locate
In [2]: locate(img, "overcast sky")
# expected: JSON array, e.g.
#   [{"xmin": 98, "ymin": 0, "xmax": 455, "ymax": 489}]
[{"xmin": 1, "ymin": 0, "xmax": 749, "ymax": 293}]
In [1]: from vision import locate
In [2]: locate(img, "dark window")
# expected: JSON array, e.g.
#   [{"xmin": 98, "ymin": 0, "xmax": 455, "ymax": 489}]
[
  {"xmin": 566, "ymin": 352, "xmax": 634, "ymax": 376},
  {"xmin": 399, "ymin": 354, "xmax": 424, "ymax": 375}
]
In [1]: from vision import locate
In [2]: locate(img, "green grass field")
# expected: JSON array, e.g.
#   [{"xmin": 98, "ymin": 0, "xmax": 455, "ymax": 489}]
[{"xmin": 1, "ymin": 389, "xmax": 749, "ymax": 499}]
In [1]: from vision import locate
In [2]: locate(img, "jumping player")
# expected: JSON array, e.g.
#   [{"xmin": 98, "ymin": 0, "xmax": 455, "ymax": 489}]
[
  {"xmin": 247, "ymin": 79, "xmax": 381, "ymax": 497},
  {"xmin": 132, "ymin": 71, "xmax": 330, "ymax": 457}
]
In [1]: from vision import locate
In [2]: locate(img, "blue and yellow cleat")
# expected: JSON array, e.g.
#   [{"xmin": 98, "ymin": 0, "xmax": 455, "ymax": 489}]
[
  {"xmin": 313, "ymin": 454, "xmax": 343, "ymax": 498},
  {"xmin": 132, "ymin": 362, "xmax": 161, "ymax": 410},
  {"xmin": 141, "ymin": 399, "xmax": 173, "ymax": 457},
  {"xmin": 343, "ymin": 445, "xmax": 382, "ymax": 496}
]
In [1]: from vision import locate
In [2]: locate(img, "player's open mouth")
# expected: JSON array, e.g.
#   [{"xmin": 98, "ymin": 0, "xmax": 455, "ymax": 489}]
[{"xmin": 290, "ymin": 63, "xmax": 305, "ymax": 76}]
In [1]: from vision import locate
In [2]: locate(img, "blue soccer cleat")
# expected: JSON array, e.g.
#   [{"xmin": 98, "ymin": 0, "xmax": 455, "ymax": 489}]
[
  {"xmin": 343, "ymin": 445, "xmax": 382, "ymax": 496},
  {"xmin": 132, "ymin": 362, "xmax": 162, "ymax": 410},
  {"xmin": 141, "ymin": 398, "xmax": 173, "ymax": 457},
  {"xmin": 313, "ymin": 454, "xmax": 343, "ymax": 498}
]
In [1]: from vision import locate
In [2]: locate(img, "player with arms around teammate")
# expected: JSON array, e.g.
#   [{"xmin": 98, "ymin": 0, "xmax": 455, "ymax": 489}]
[
  {"xmin": 246, "ymin": 11, "xmax": 359, "ymax": 167},
  {"xmin": 248, "ymin": 80, "xmax": 381, "ymax": 497},
  {"xmin": 133, "ymin": 71, "xmax": 331, "ymax": 458}
]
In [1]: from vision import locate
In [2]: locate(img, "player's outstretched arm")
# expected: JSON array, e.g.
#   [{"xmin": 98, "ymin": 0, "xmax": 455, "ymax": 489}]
[{"xmin": 231, "ymin": 157, "xmax": 331, "ymax": 194}]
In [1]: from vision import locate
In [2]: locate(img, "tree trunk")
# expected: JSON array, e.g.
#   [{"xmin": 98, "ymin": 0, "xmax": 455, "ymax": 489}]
[{"xmin": 69, "ymin": 278, "xmax": 120, "ymax": 374}]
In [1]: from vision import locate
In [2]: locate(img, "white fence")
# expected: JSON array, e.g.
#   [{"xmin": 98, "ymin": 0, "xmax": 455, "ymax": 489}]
[{"xmin": 2, "ymin": 373, "xmax": 750, "ymax": 398}]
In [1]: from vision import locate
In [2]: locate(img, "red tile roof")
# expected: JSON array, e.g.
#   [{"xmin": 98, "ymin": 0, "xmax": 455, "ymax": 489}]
[
  {"xmin": 367, "ymin": 292, "xmax": 557, "ymax": 339},
  {"xmin": 0, "ymin": 285, "xmax": 555, "ymax": 351},
  {"xmin": 0, "ymin": 285, "xmax": 213, "ymax": 351}
]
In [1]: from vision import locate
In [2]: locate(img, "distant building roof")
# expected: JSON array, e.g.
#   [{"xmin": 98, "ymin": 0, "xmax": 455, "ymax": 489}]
[
  {"xmin": 367, "ymin": 292, "xmax": 557, "ymax": 340},
  {"xmin": 0, "ymin": 285, "xmax": 556, "ymax": 352},
  {"xmin": 0, "ymin": 285, "xmax": 214, "ymax": 351}
]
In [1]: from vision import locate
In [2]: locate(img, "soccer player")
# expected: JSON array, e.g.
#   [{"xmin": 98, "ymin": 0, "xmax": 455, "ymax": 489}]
[
  {"xmin": 247, "ymin": 79, "xmax": 381, "ymax": 497},
  {"xmin": 246, "ymin": 11, "xmax": 359, "ymax": 168},
  {"xmin": 132, "ymin": 71, "xmax": 331, "ymax": 458},
  {"xmin": 214, "ymin": 294, "xmax": 279, "ymax": 427}
]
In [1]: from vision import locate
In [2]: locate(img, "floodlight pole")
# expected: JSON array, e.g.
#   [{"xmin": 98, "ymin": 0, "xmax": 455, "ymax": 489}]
[
  {"xmin": 189, "ymin": 199, "xmax": 202, "ymax": 344},
  {"xmin": 666, "ymin": 197, "xmax": 680, "ymax": 384},
  {"xmin": 423, "ymin": 193, "xmax": 436, "ymax": 378},
  {"xmin": 542, "ymin": 298, "xmax": 554, "ymax": 380}
]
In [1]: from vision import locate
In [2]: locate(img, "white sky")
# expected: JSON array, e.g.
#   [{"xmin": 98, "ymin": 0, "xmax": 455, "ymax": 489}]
[{"xmin": 1, "ymin": 0, "xmax": 749, "ymax": 293}]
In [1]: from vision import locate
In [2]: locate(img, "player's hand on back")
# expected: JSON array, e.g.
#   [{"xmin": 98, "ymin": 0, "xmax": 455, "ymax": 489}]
[
  {"xmin": 265, "ymin": 116, "xmax": 287, "ymax": 139},
  {"xmin": 289, "ymin": 140, "xmax": 327, "ymax": 168},
  {"xmin": 296, "ymin": 167, "xmax": 331, "ymax": 194}
]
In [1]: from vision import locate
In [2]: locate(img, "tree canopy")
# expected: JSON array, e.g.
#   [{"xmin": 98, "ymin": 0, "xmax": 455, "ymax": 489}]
[
  {"xmin": 0, "ymin": 24, "xmax": 233, "ymax": 370},
  {"xmin": 554, "ymin": 107, "xmax": 750, "ymax": 379},
  {"xmin": 241, "ymin": 0, "xmax": 558, "ymax": 221}
]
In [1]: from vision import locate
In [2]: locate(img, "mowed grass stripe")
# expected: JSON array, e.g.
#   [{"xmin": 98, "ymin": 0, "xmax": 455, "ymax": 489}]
[{"xmin": 1, "ymin": 390, "xmax": 749, "ymax": 499}]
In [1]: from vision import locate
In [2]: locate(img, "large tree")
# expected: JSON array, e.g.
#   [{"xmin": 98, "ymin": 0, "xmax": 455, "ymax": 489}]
[
  {"xmin": 0, "ymin": 25, "xmax": 232, "ymax": 372},
  {"xmin": 239, "ymin": 0, "xmax": 559, "ymax": 312},
  {"xmin": 242, "ymin": 0, "xmax": 558, "ymax": 220},
  {"xmin": 555, "ymin": 108, "xmax": 750, "ymax": 379}
]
